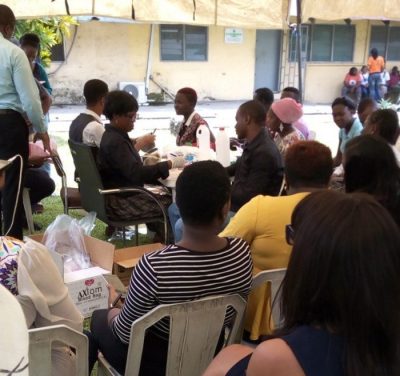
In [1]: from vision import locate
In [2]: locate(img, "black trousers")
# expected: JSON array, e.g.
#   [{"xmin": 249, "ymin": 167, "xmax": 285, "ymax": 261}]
[
  {"xmin": 87, "ymin": 309, "xmax": 168, "ymax": 376},
  {"xmin": 0, "ymin": 112, "xmax": 29, "ymax": 239},
  {"xmin": 25, "ymin": 168, "xmax": 55, "ymax": 205}
]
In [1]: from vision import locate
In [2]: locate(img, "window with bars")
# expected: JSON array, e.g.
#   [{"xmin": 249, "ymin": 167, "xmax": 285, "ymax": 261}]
[
  {"xmin": 370, "ymin": 26, "xmax": 400, "ymax": 61},
  {"xmin": 289, "ymin": 24, "xmax": 355, "ymax": 62},
  {"xmin": 160, "ymin": 24, "xmax": 208, "ymax": 61}
]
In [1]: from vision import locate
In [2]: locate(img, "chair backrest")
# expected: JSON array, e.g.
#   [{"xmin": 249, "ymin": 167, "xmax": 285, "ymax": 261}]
[
  {"xmin": 252, "ymin": 268, "xmax": 286, "ymax": 328},
  {"xmin": 28, "ymin": 324, "xmax": 88, "ymax": 376},
  {"xmin": 125, "ymin": 294, "xmax": 246, "ymax": 376},
  {"xmin": 68, "ymin": 139, "xmax": 108, "ymax": 221}
]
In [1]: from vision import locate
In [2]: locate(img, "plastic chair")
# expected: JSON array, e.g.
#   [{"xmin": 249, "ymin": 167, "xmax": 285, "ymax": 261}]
[
  {"xmin": 28, "ymin": 324, "xmax": 88, "ymax": 376},
  {"xmin": 252, "ymin": 268, "xmax": 286, "ymax": 328},
  {"xmin": 51, "ymin": 154, "xmax": 82, "ymax": 214},
  {"xmin": 97, "ymin": 294, "xmax": 247, "ymax": 376},
  {"xmin": 68, "ymin": 140, "xmax": 168, "ymax": 244}
]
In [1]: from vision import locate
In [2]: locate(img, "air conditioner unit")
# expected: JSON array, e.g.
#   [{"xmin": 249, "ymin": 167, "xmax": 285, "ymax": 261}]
[{"xmin": 118, "ymin": 81, "xmax": 147, "ymax": 104}]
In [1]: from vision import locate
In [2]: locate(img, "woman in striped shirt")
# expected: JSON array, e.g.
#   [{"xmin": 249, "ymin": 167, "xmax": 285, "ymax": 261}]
[{"xmin": 87, "ymin": 161, "xmax": 253, "ymax": 375}]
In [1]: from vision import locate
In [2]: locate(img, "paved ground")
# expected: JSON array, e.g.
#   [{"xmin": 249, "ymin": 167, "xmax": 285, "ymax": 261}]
[{"xmin": 47, "ymin": 101, "xmax": 339, "ymax": 191}]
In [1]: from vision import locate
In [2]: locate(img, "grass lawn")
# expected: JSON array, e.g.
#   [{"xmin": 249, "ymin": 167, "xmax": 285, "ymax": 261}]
[
  {"xmin": 29, "ymin": 195, "xmax": 153, "ymax": 248},
  {"xmin": 29, "ymin": 196, "xmax": 155, "ymax": 375}
]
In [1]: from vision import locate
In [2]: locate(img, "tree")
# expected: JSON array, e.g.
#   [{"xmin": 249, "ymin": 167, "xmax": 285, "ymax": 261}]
[{"xmin": 14, "ymin": 16, "xmax": 78, "ymax": 67}]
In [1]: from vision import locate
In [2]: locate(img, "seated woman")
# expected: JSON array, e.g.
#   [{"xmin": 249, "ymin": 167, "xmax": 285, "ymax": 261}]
[
  {"xmin": 341, "ymin": 66, "xmax": 362, "ymax": 105},
  {"xmin": 266, "ymin": 98, "xmax": 304, "ymax": 157},
  {"xmin": 97, "ymin": 90, "xmax": 184, "ymax": 239},
  {"xmin": 387, "ymin": 66, "xmax": 400, "ymax": 103},
  {"xmin": 87, "ymin": 160, "xmax": 253, "ymax": 375},
  {"xmin": 344, "ymin": 135, "xmax": 400, "ymax": 226},
  {"xmin": 0, "ymin": 237, "xmax": 83, "ymax": 376},
  {"xmin": 175, "ymin": 87, "xmax": 215, "ymax": 146},
  {"xmin": 220, "ymin": 141, "xmax": 332, "ymax": 341},
  {"xmin": 331, "ymin": 97, "xmax": 363, "ymax": 167},
  {"xmin": 204, "ymin": 190, "xmax": 400, "ymax": 376}
]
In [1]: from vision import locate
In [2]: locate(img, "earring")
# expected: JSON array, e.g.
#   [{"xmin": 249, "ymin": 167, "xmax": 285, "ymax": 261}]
[{"xmin": 279, "ymin": 123, "xmax": 284, "ymax": 132}]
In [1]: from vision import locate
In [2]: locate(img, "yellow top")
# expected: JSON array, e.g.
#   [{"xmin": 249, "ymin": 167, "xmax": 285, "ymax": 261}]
[{"xmin": 221, "ymin": 192, "xmax": 309, "ymax": 339}]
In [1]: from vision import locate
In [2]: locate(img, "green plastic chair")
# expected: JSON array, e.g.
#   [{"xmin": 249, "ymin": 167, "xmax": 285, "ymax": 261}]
[{"xmin": 68, "ymin": 139, "xmax": 168, "ymax": 245}]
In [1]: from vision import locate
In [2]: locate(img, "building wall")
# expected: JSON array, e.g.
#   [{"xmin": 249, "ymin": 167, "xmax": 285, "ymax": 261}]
[
  {"xmin": 50, "ymin": 22, "xmax": 256, "ymax": 103},
  {"xmin": 49, "ymin": 19, "xmax": 400, "ymax": 104},
  {"xmin": 302, "ymin": 20, "xmax": 400, "ymax": 103}
]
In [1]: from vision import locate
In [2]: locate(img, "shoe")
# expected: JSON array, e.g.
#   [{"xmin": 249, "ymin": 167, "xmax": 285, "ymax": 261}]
[{"xmin": 31, "ymin": 203, "xmax": 44, "ymax": 214}]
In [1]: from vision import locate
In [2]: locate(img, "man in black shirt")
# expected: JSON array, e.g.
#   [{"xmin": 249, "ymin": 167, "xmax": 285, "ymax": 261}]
[{"xmin": 227, "ymin": 100, "xmax": 283, "ymax": 212}]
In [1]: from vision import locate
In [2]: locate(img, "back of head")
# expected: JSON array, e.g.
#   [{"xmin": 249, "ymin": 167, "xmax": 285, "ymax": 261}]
[
  {"xmin": 331, "ymin": 96, "xmax": 356, "ymax": 111},
  {"xmin": 176, "ymin": 161, "xmax": 230, "ymax": 227},
  {"xmin": 344, "ymin": 135, "xmax": 399, "ymax": 195},
  {"xmin": 285, "ymin": 141, "xmax": 333, "ymax": 188},
  {"xmin": 239, "ymin": 100, "xmax": 267, "ymax": 127},
  {"xmin": 0, "ymin": 4, "xmax": 15, "ymax": 28},
  {"xmin": 177, "ymin": 87, "xmax": 198, "ymax": 107},
  {"xmin": 271, "ymin": 97, "xmax": 303, "ymax": 125},
  {"xmin": 254, "ymin": 87, "xmax": 274, "ymax": 107},
  {"xmin": 371, "ymin": 48, "xmax": 378, "ymax": 59},
  {"xmin": 367, "ymin": 109, "xmax": 399, "ymax": 145},
  {"xmin": 19, "ymin": 33, "xmax": 40, "ymax": 49},
  {"xmin": 357, "ymin": 97, "xmax": 377, "ymax": 114},
  {"xmin": 282, "ymin": 190, "xmax": 400, "ymax": 375},
  {"xmin": 281, "ymin": 87, "xmax": 301, "ymax": 103},
  {"xmin": 344, "ymin": 135, "xmax": 400, "ymax": 225},
  {"xmin": 84, "ymin": 79, "xmax": 109, "ymax": 107},
  {"xmin": 103, "ymin": 90, "xmax": 138, "ymax": 120}
]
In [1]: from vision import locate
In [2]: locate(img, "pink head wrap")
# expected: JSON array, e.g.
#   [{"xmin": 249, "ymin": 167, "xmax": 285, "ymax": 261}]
[{"xmin": 271, "ymin": 97, "xmax": 303, "ymax": 124}]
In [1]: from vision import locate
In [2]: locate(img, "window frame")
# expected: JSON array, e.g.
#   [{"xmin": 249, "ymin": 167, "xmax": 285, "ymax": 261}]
[
  {"xmin": 160, "ymin": 24, "xmax": 208, "ymax": 62},
  {"xmin": 370, "ymin": 25, "xmax": 400, "ymax": 61},
  {"xmin": 289, "ymin": 24, "xmax": 355, "ymax": 63}
]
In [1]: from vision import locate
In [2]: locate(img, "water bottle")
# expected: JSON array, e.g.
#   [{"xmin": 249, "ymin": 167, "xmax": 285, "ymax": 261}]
[
  {"xmin": 216, "ymin": 127, "xmax": 230, "ymax": 167},
  {"xmin": 196, "ymin": 124, "xmax": 211, "ymax": 160}
]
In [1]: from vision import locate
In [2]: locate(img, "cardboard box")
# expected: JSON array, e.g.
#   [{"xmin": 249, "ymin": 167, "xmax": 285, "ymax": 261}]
[
  {"xmin": 113, "ymin": 243, "xmax": 164, "ymax": 285},
  {"xmin": 27, "ymin": 234, "xmax": 115, "ymax": 318}
]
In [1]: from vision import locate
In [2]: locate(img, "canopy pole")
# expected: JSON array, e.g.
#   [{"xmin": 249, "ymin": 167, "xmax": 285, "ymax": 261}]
[
  {"xmin": 296, "ymin": 0, "xmax": 303, "ymax": 103},
  {"xmin": 145, "ymin": 24, "xmax": 155, "ymax": 95}
]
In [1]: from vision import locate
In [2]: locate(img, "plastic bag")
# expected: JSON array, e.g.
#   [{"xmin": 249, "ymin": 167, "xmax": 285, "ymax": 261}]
[{"xmin": 43, "ymin": 212, "xmax": 97, "ymax": 273}]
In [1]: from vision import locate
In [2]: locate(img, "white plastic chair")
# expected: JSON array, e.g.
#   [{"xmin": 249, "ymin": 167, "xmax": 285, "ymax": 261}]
[
  {"xmin": 97, "ymin": 294, "xmax": 247, "ymax": 376},
  {"xmin": 252, "ymin": 268, "xmax": 286, "ymax": 328},
  {"xmin": 28, "ymin": 324, "xmax": 88, "ymax": 376},
  {"xmin": 22, "ymin": 188, "xmax": 34, "ymax": 234}
]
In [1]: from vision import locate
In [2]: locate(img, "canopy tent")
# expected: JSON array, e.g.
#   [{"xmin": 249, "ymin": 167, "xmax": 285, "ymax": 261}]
[
  {"xmin": 131, "ymin": 0, "xmax": 289, "ymax": 29},
  {"xmin": 301, "ymin": 0, "xmax": 400, "ymax": 21},
  {"xmin": 5, "ymin": 0, "xmax": 289, "ymax": 29}
]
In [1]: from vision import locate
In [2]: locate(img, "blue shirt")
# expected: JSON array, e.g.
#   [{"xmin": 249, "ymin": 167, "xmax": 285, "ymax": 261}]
[
  {"xmin": 339, "ymin": 117, "xmax": 363, "ymax": 153},
  {"xmin": 0, "ymin": 33, "xmax": 46, "ymax": 133}
]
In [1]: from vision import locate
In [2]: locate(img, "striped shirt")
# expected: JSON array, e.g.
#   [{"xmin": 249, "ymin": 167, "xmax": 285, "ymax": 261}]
[{"xmin": 112, "ymin": 237, "xmax": 253, "ymax": 344}]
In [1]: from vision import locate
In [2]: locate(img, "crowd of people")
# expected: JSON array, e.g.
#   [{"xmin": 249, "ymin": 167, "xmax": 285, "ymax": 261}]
[
  {"xmin": 341, "ymin": 48, "xmax": 400, "ymax": 105},
  {"xmin": 1, "ymin": 3, "xmax": 400, "ymax": 375}
]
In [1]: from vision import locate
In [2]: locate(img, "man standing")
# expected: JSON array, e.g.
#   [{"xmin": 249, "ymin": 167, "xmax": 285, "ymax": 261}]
[{"xmin": 0, "ymin": 4, "xmax": 50, "ymax": 239}]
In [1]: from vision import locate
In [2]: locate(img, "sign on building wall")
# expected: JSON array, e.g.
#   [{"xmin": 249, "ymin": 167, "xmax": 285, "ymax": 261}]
[{"xmin": 224, "ymin": 28, "xmax": 244, "ymax": 44}]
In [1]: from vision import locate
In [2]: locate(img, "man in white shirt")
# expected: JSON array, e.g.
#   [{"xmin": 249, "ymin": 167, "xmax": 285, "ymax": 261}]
[{"xmin": 69, "ymin": 79, "xmax": 155, "ymax": 150}]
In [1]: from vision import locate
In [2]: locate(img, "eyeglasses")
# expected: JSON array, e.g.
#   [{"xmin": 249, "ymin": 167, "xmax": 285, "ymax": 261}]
[{"xmin": 285, "ymin": 224, "xmax": 295, "ymax": 246}]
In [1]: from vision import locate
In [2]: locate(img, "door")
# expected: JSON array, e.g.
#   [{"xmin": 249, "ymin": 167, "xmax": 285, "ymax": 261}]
[{"xmin": 254, "ymin": 30, "xmax": 282, "ymax": 92}]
